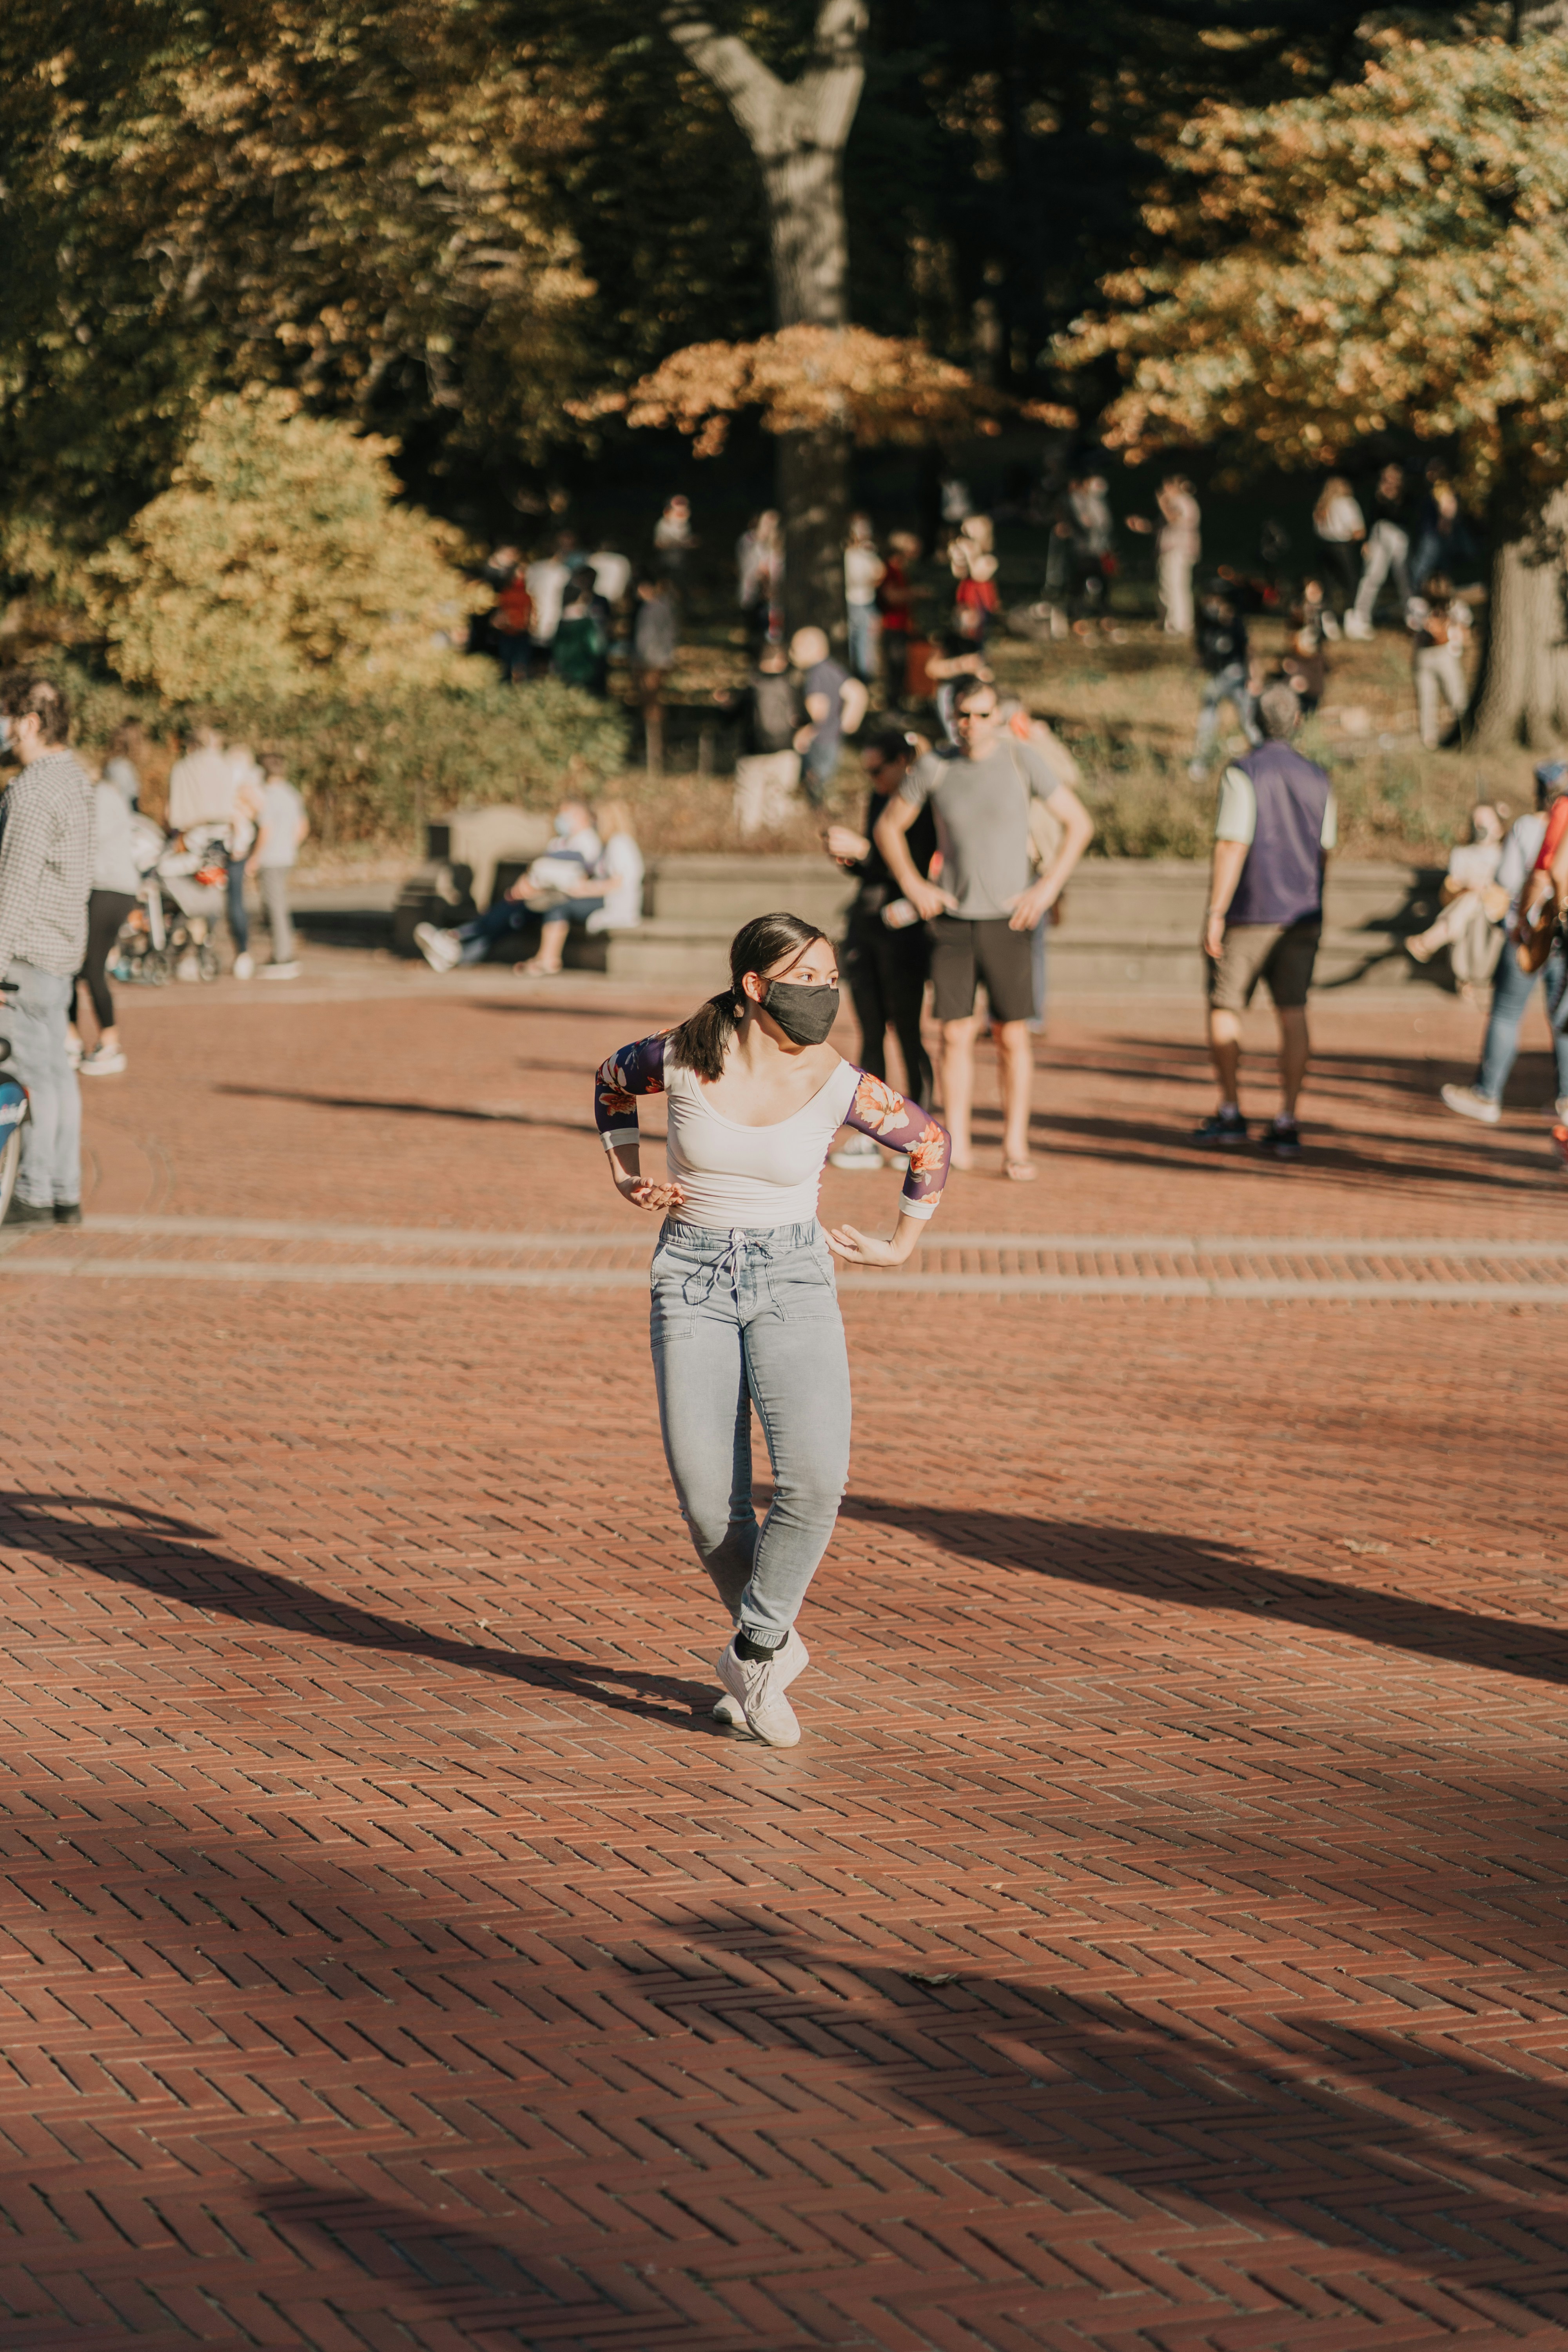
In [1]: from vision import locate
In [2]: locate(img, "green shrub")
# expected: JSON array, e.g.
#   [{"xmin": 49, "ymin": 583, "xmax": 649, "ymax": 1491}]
[{"xmin": 48, "ymin": 659, "xmax": 627, "ymax": 846}]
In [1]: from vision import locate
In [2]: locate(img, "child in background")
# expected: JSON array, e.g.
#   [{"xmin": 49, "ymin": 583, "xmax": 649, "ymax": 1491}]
[{"xmin": 250, "ymin": 750, "xmax": 309, "ymax": 979}]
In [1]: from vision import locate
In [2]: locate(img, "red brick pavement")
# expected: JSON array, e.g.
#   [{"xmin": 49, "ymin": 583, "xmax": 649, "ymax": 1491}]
[
  {"xmin": 70, "ymin": 961, "xmax": 1568, "ymax": 1238},
  {"xmin": 0, "ymin": 967, "xmax": 1564, "ymax": 2348}
]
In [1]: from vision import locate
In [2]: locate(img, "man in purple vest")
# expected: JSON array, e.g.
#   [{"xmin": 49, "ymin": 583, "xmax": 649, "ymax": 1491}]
[{"xmin": 1192, "ymin": 682, "xmax": 1337, "ymax": 1158}]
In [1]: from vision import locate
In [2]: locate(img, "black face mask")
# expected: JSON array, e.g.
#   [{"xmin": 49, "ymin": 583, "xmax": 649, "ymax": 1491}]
[{"xmin": 760, "ymin": 978, "xmax": 839, "ymax": 1045}]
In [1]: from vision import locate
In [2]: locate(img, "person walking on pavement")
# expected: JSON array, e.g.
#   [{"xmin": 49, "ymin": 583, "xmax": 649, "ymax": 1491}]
[
  {"xmin": 823, "ymin": 727, "xmax": 936, "ymax": 1168},
  {"xmin": 0, "ymin": 673, "xmax": 95, "ymax": 1226},
  {"xmin": 593, "ymin": 912, "xmax": 951, "ymax": 1747},
  {"xmin": 1441, "ymin": 764, "xmax": 1568, "ymax": 1128},
  {"xmin": 1193, "ymin": 682, "xmax": 1337, "ymax": 1160},
  {"xmin": 873, "ymin": 676, "xmax": 1093, "ymax": 1180},
  {"xmin": 68, "ymin": 762, "xmax": 143, "ymax": 1077}
]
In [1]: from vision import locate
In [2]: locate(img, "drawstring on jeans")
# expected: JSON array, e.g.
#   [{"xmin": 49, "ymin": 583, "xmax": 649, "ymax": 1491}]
[{"xmin": 684, "ymin": 1227, "xmax": 749, "ymax": 1307}]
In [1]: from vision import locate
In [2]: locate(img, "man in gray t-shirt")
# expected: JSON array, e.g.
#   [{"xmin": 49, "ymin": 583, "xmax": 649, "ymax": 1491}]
[{"xmin": 875, "ymin": 677, "xmax": 1092, "ymax": 1178}]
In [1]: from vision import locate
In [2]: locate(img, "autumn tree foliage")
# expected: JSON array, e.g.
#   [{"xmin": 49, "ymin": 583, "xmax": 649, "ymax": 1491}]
[
  {"xmin": 88, "ymin": 393, "xmax": 484, "ymax": 705},
  {"xmin": 576, "ymin": 324, "xmax": 1052, "ymax": 452},
  {"xmin": 0, "ymin": 0, "xmax": 590, "ymax": 541},
  {"xmin": 1056, "ymin": 27, "xmax": 1568, "ymax": 747}
]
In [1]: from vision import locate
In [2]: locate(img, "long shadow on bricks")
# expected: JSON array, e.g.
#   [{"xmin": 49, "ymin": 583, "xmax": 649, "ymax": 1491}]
[
  {"xmin": 842, "ymin": 1498, "xmax": 1568, "ymax": 1687},
  {"xmin": 0, "ymin": 1492, "xmax": 723, "ymax": 1731}
]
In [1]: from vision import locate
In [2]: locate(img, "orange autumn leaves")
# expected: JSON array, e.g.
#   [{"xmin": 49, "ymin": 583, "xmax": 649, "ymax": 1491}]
[
  {"xmin": 1054, "ymin": 31, "xmax": 1568, "ymax": 500},
  {"xmin": 571, "ymin": 325, "xmax": 1072, "ymax": 457}
]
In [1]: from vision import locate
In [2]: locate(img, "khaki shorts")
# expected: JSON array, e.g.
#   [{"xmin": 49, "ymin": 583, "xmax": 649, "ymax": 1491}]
[{"xmin": 1208, "ymin": 921, "xmax": 1321, "ymax": 1013}]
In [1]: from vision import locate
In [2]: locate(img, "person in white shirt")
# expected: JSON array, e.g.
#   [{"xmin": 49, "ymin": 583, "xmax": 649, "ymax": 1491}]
[
  {"xmin": 593, "ymin": 912, "xmax": 950, "ymax": 1746},
  {"xmin": 1312, "ymin": 477, "xmax": 1366, "ymax": 618},
  {"xmin": 524, "ymin": 542, "xmax": 571, "ymax": 668},
  {"xmin": 1406, "ymin": 802, "xmax": 1505, "ymax": 991},
  {"xmin": 248, "ymin": 752, "xmax": 309, "ymax": 978},
  {"xmin": 1406, "ymin": 577, "xmax": 1472, "ymax": 748},
  {"xmin": 165, "ymin": 721, "xmax": 235, "ymax": 836},
  {"xmin": 843, "ymin": 515, "xmax": 886, "ymax": 684},
  {"xmin": 588, "ymin": 546, "xmax": 631, "ymax": 607},
  {"xmin": 412, "ymin": 799, "xmax": 608, "ymax": 975}
]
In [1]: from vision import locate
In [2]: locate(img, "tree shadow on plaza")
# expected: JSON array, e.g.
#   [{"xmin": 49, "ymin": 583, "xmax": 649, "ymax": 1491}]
[
  {"xmin": 605, "ymin": 1915, "xmax": 1568, "ymax": 2323},
  {"xmin": 840, "ymin": 1497, "xmax": 1568, "ymax": 1689},
  {"xmin": 0, "ymin": 1492, "xmax": 724, "ymax": 1732},
  {"xmin": 217, "ymin": 1082, "xmax": 596, "ymax": 1138}
]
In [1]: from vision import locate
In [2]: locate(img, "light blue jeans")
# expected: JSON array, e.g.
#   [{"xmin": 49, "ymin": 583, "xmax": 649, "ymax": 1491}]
[
  {"xmin": 1193, "ymin": 662, "xmax": 1260, "ymax": 765},
  {"xmin": 650, "ymin": 1218, "xmax": 851, "ymax": 1644},
  {"xmin": 3, "ymin": 962, "xmax": 79, "ymax": 1207},
  {"xmin": 1477, "ymin": 937, "xmax": 1568, "ymax": 1103}
]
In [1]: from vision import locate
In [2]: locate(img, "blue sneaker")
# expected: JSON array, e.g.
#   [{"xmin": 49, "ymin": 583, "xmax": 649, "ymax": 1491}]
[{"xmin": 1192, "ymin": 1109, "xmax": 1248, "ymax": 1148}]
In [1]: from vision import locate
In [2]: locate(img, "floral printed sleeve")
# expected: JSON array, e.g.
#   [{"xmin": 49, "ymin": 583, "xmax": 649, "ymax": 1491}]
[
  {"xmin": 840, "ymin": 1069, "xmax": 951, "ymax": 1218},
  {"xmin": 594, "ymin": 1031, "xmax": 668, "ymax": 1149}
]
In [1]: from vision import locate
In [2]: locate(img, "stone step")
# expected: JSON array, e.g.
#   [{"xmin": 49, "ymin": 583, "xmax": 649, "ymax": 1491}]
[{"xmin": 641, "ymin": 855, "xmax": 1444, "ymax": 936}]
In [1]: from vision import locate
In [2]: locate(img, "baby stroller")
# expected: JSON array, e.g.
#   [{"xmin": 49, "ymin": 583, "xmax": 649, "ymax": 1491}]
[{"xmin": 112, "ymin": 818, "xmax": 228, "ymax": 986}]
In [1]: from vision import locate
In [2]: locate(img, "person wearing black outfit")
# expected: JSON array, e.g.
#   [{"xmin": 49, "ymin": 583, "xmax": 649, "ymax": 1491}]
[
  {"xmin": 1188, "ymin": 583, "xmax": 1260, "ymax": 779},
  {"xmin": 824, "ymin": 730, "xmax": 936, "ymax": 1169}
]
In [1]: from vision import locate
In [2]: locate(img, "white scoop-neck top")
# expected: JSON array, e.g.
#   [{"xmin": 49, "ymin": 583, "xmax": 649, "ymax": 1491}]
[{"xmin": 662, "ymin": 1058, "xmax": 858, "ymax": 1230}]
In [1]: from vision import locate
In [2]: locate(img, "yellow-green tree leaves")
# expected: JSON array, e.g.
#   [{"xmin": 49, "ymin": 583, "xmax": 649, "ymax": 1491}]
[{"xmin": 92, "ymin": 393, "xmax": 486, "ymax": 705}]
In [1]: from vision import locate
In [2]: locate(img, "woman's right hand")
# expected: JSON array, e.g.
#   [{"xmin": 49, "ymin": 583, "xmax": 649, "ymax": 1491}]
[{"xmin": 616, "ymin": 1174, "xmax": 686, "ymax": 1213}]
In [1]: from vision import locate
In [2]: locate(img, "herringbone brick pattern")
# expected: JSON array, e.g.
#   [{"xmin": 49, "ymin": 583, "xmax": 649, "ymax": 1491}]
[{"xmin": 0, "ymin": 975, "xmax": 1561, "ymax": 2347}]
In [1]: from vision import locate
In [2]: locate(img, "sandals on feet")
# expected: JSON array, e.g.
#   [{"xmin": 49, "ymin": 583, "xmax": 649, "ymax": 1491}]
[{"xmin": 1002, "ymin": 1158, "xmax": 1036, "ymax": 1182}]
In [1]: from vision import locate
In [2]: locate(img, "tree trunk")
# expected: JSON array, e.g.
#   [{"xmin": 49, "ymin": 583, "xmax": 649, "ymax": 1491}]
[
  {"xmin": 665, "ymin": 3, "xmax": 866, "ymax": 652},
  {"xmin": 778, "ymin": 426, "xmax": 850, "ymax": 643},
  {"xmin": 1468, "ymin": 486, "xmax": 1568, "ymax": 749}
]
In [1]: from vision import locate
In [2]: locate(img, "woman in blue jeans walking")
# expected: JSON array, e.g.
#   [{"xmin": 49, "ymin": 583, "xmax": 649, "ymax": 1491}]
[{"xmin": 593, "ymin": 912, "xmax": 951, "ymax": 1746}]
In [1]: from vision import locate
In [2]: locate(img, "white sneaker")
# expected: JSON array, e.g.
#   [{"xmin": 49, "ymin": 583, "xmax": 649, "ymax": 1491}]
[
  {"xmin": 829, "ymin": 1134, "xmax": 880, "ymax": 1169},
  {"xmin": 79, "ymin": 1045, "xmax": 127, "ymax": 1076},
  {"xmin": 1343, "ymin": 611, "xmax": 1373, "ymax": 641},
  {"xmin": 232, "ymin": 952, "xmax": 254, "ymax": 980},
  {"xmin": 175, "ymin": 954, "xmax": 201, "ymax": 984},
  {"xmin": 1552, "ymin": 1097, "xmax": 1568, "ymax": 1123},
  {"xmin": 1319, "ymin": 612, "xmax": 1342, "ymax": 641},
  {"xmin": 716, "ymin": 1633, "xmax": 803, "ymax": 1746},
  {"xmin": 414, "ymin": 922, "xmax": 461, "ymax": 974},
  {"xmin": 713, "ymin": 1626, "xmax": 809, "ymax": 1730},
  {"xmin": 261, "ymin": 960, "xmax": 300, "ymax": 980},
  {"xmin": 1441, "ymin": 1083, "xmax": 1500, "ymax": 1126}
]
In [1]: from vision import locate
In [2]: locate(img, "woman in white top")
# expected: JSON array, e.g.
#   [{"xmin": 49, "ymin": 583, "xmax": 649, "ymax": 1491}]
[
  {"xmin": 594, "ymin": 912, "xmax": 951, "ymax": 1746},
  {"xmin": 1312, "ymin": 476, "xmax": 1365, "ymax": 616},
  {"xmin": 584, "ymin": 800, "xmax": 644, "ymax": 935},
  {"xmin": 69, "ymin": 777, "xmax": 146, "ymax": 1076}
]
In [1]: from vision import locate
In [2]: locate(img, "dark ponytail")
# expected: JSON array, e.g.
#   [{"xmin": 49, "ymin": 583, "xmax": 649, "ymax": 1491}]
[{"xmin": 666, "ymin": 911, "xmax": 828, "ymax": 1080}]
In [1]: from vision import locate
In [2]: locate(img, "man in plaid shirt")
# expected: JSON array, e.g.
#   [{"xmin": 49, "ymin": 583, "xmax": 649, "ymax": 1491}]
[{"xmin": 0, "ymin": 675, "xmax": 95, "ymax": 1224}]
